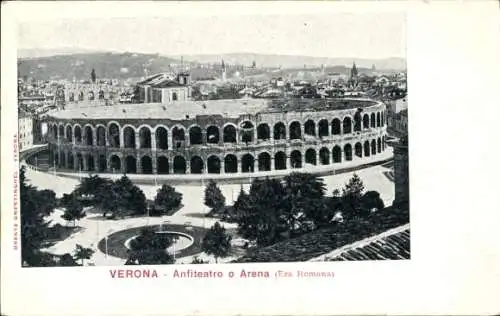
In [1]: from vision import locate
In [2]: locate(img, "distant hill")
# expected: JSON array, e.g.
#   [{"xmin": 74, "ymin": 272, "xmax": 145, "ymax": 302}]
[
  {"xmin": 18, "ymin": 47, "xmax": 106, "ymax": 59},
  {"xmin": 174, "ymin": 53, "xmax": 406, "ymax": 71}
]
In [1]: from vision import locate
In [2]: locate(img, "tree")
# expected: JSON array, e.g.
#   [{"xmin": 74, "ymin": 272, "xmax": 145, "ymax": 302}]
[
  {"xmin": 61, "ymin": 193, "xmax": 86, "ymax": 226},
  {"xmin": 204, "ymin": 180, "xmax": 225, "ymax": 214},
  {"xmin": 59, "ymin": 253, "xmax": 78, "ymax": 266},
  {"xmin": 73, "ymin": 244, "xmax": 94, "ymax": 266},
  {"xmin": 127, "ymin": 228, "xmax": 175, "ymax": 265},
  {"xmin": 202, "ymin": 222, "xmax": 232, "ymax": 263},
  {"xmin": 191, "ymin": 256, "xmax": 208, "ymax": 264},
  {"xmin": 361, "ymin": 191, "xmax": 385, "ymax": 213},
  {"xmin": 91, "ymin": 68, "xmax": 96, "ymax": 83},
  {"xmin": 340, "ymin": 174, "xmax": 366, "ymax": 219},
  {"xmin": 154, "ymin": 184, "xmax": 182, "ymax": 214}
]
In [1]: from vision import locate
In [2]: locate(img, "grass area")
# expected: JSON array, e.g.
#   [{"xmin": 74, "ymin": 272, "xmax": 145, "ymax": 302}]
[
  {"xmin": 43, "ymin": 224, "xmax": 84, "ymax": 244},
  {"xmin": 233, "ymin": 207, "xmax": 409, "ymax": 263}
]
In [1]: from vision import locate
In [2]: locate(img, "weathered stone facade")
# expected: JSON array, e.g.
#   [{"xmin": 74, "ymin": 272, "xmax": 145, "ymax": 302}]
[{"xmin": 393, "ymin": 136, "xmax": 409, "ymax": 207}]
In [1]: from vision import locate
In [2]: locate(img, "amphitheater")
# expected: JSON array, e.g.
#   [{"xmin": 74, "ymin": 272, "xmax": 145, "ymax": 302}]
[{"xmin": 40, "ymin": 97, "xmax": 389, "ymax": 179}]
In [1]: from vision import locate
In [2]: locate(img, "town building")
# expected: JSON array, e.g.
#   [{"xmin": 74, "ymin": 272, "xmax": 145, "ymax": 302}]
[{"xmin": 18, "ymin": 111, "xmax": 34, "ymax": 151}]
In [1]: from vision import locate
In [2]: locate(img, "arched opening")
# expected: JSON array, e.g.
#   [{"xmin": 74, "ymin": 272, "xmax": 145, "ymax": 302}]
[
  {"xmin": 364, "ymin": 141, "xmax": 370, "ymax": 157},
  {"xmin": 305, "ymin": 148, "xmax": 317, "ymax": 165},
  {"xmin": 84, "ymin": 126, "xmax": 93, "ymax": 146},
  {"xmin": 68, "ymin": 154, "xmax": 74, "ymax": 170},
  {"xmin": 139, "ymin": 127, "xmax": 152, "ymax": 149},
  {"xmin": 304, "ymin": 120, "xmax": 316, "ymax": 137},
  {"xmin": 69, "ymin": 92, "xmax": 75, "ymax": 102},
  {"xmin": 99, "ymin": 90, "xmax": 105, "ymax": 100},
  {"xmin": 290, "ymin": 150, "xmax": 302, "ymax": 168},
  {"xmin": 88, "ymin": 91, "xmax": 95, "ymax": 101},
  {"xmin": 125, "ymin": 156, "xmax": 137, "ymax": 173},
  {"xmin": 109, "ymin": 155, "xmax": 121, "ymax": 172},
  {"xmin": 74, "ymin": 126, "xmax": 82, "ymax": 144},
  {"xmin": 224, "ymin": 154, "xmax": 237, "ymax": 173},
  {"xmin": 363, "ymin": 114, "xmax": 370, "ymax": 129},
  {"xmin": 206, "ymin": 126, "xmax": 220, "ymax": 144},
  {"xmin": 190, "ymin": 156, "xmax": 204, "ymax": 174},
  {"xmin": 376, "ymin": 112, "xmax": 381, "ymax": 127},
  {"xmin": 157, "ymin": 156, "xmax": 169, "ymax": 174},
  {"xmin": 382, "ymin": 136, "xmax": 386, "ymax": 150},
  {"xmin": 354, "ymin": 112, "xmax": 362, "ymax": 132},
  {"xmin": 98, "ymin": 155, "xmax": 107, "ymax": 172},
  {"xmin": 257, "ymin": 123, "xmax": 270, "ymax": 141},
  {"xmin": 289, "ymin": 121, "xmax": 301, "ymax": 140},
  {"xmin": 343, "ymin": 144, "xmax": 352, "ymax": 161},
  {"xmin": 189, "ymin": 126, "xmax": 203, "ymax": 145},
  {"xmin": 173, "ymin": 156, "xmax": 186, "ymax": 174},
  {"xmin": 141, "ymin": 156, "xmax": 153, "ymax": 174},
  {"xmin": 86, "ymin": 154, "xmax": 95, "ymax": 171},
  {"xmin": 207, "ymin": 156, "xmax": 221, "ymax": 174},
  {"xmin": 274, "ymin": 151, "xmax": 286, "ymax": 170},
  {"xmin": 318, "ymin": 119, "xmax": 329, "ymax": 137},
  {"xmin": 172, "ymin": 126, "xmax": 186, "ymax": 149},
  {"xmin": 371, "ymin": 139, "xmax": 377, "ymax": 155},
  {"xmin": 53, "ymin": 125, "xmax": 58, "ymax": 140},
  {"xmin": 76, "ymin": 154, "xmax": 84, "ymax": 170},
  {"xmin": 60, "ymin": 152, "xmax": 66, "ymax": 168},
  {"xmin": 333, "ymin": 146, "xmax": 342, "ymax": 163},
  {"xmin": 377, "ymin": 138, "xmax": 382, "ymax": 153},
  {"xmin": 355, "ymin": 142, "xmax": 363, "ymax": 158},
  {"xmin": 381, "ymin": 111, "xmax": 385, "ymax": 126},
  {"xmin": 241, "ymin": 154, "xmax": 255, "ymax": 173},
  {"xmin": 156, "ymin": 127, "xmax": 169, "ymax": 150},
  {"xmin": 370, "ymin": 113, "xmax": 376, "ymax": 128},
  {"xmin": 123, "ymin": 127, "xmax": 136, "ymax": 148},
  {"xmin": 65, "ymin": 125, "xmax": 72, "ymax": 142},
  {"xmin": 258, "ymin": 152, "xmax": 271, "ymax": 171},
  {"xmin": 331, "ymin": 118, "xmax": 341, "ymax": 135},
  {"xmin": 319, "ymin": 147, "xmax": 330, "ymax": 165},
  {"xmin": 58, "ymin": 125, "xmax": 64, "ymax": 140},
  {"xmin": 240, "ymin": 121, "xmax": 254, "ymax": 143},
  {"xmin": 343, "ymin": 117, "xmax": 352, "ymax": 134},
  {"xmin": 108, "ymin": 123, "xmax": 120, "ymax": 147},
  {"xmin": 172, "ymin": 92, "xmax": 178, "ymax": 101},
  {"xmin": 78, "ymin": 91, "xmax": 84, "ymax": 101},
  {"xmin": 273, "ymin": 122, "xmax": 286, "ymax": 140},
  {"xmin": 223, "ymin": 125, "xmax": 237, "ymax": 143},
  {"xmin": 96, "ymin": 126, "xmax": 106, "ymax": 146}
]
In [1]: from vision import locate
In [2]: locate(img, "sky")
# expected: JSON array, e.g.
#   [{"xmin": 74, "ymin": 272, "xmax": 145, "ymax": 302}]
[{"xmin": 18, "ymin": 12, "xmax": 406, "ymax": 59}]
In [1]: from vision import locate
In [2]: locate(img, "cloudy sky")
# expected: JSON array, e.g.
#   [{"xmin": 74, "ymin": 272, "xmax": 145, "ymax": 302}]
[{"xmin": 18, "ymin": 12, "xmax": 406, "ymax": 58}]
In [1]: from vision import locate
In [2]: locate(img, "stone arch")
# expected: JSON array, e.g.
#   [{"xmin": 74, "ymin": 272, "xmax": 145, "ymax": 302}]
[
  {"xmin": 96, "ymin": 125, "xmax": 106, "ymax": 146},
  {"xmin": 257, "ymin": 123, "xmax": 271, "ymax": 141},
  {"xmin": 172, "ymin": 125, "xmax": 186, "ymax": 146},
  {"xmin": 381, "ymin": 111, "xmax": 385, "ymax": 126},
  {"xmin": 363, "ymin": 114, "xmax": 370, "ymax": 129},
  {"xmin": 371, "ymin": 139, "xmax": 377, "ymax": 155},
  {"xmin": 370, "ymin": 113, "xmax": 376, "ymax": 128},
  {"xmin": 60, "ymin": 151, "xmax": 66, "ymax": 168},
  {"xmin": 258, "ymin": 152, "xmax": 271, "ymax": 171},
  {"xmin": 354, "ymin": 111, "xmax": 362, "ymax": 132},
  {"xmin": 355, "ymin": 142, "xmax": 363, "ymax": 158},
  {"xmin": 376, "ymin": 112, "xmax": 381, "ymax": 127},
  {"xmin": 67, "ymin": 153, "xmax": 74, "ymax": 169},
  {"xmin": 343, "ymin": 144, "xmax": 352, "ymax": 161},
  {"xmin": 157, "ymin": 156, "xmax": 169, "ymax": 174},
  {"xmin": 172, "ymin": 92, "xmax": 178, "ymax": 101},
  {"xmin": 382, "ymin": 136, "xmax": 386, "ymax": 150},
  {"xmin": 207, "ymin": 155, "xmax": 221, "ymax": 174},
  {"xmin": 241, "ymin": 153, "xmax": 255, "ymax": 173},
  {"xmin": 318, "ymin": 119, "xmax": 329, "ymax": 137},
  {"xmin": 58, "ymin": 125, "xmax": 64, "ymax": 139},
  {"xmin": 224, "ymin": 154, "xmax": 237, "ymax": 173},
  {"xmin": 123, "ymin": 126, "xmax": 136, "ymax": 148},
  {"xmin": 289, "ymin": 121, "xmax": 302, "ymax": 140},
  {"xmin": 223, "ymin": 124, "xmax": 237, "ymax": 143},
  {"xmin": 377, "ymin": 137, "xmax": 382, "ymax": 153},
  {"xmin": 206, "ymin": 125, "xmax": 220, "ymax": 144},
  {"xmin": 78, "ymin": 91, "xmax": 84, "ymax": 101},
  {"xmin": 139, "ymin": 126, "xmax": 152, "ymax": 149},
  {"xmin": 364, "ymin": 141, "xmax": 370, "ymax": 157},
  {"xmin": 290, "ymin": 150, "xmax": 302, "ymax": 168},
  {"xmin": 343, "ymin": 116, "xmax": 352, "ymax": 134},
  {"xmin": 273, "ymin": 122, "xmax": 286, "ymax": 140},
  {"xmin": 274, "ymin": 151, "xmax": 287, "ymax": 170},
  {"xmin": 52, "ymin": 124, "xmax": 58, "ymax": 139},
  {"xmin": 141, "ymin": 155, "xmax": 153, "ymax": 174},
  {"xmin": 84, "ymin": 125, "xmax": 93, "ymax": 146},
  {"xmin": 65, "ymin": 124, "xmax": 73, "ymax": 142},
  {"xmin": 189, "ymin": 125, "xmax": 203, "ymax": 145},
  {"xmin": 240, "ymin": 120, "xmax": 255, "ymax": 143},
  {"xmin": 98, "ymin": 155, "xmax": 107, "ymax": 172},
  {"xmin": 305, "ymin": 148, "xmax": 317, "ymax": 165},
  {"xmin": 319, "ymin": 147, "xmax": 330, "ymax": 165},
  {"xmin": 304, "ymin": 119, "xmax": 316, "ymax": 136},
  {"xmin": 109, "ymin": 155, "xmax": 121, "ymax": 172},
  {"xmin": 173, "ymin": 156, "xmax": 186, "ymax": 174},
  {"xmin": 88, "ymin": 91, "xmax": 95, "ymax": 101},
  {"xmin": 86, "ymin": 154, "xmax": 95, "ymax": 171},
  {"xmin": 74, "ymin": 125, "xmax": 82, "ymax": 144},
  {"xmin": 76, "ymin": 153, "xmax": 84, "ymax": 170},
  {"xmin": 69, "ymin": 92, "xmax": 75, "ymax": 102},
  {"xmin": 108, "ymin": 122, "xmax": 120, "ymax": 147},
  {"xmin": 333, "ymin": 146, "xmax": 342, "ymax": 163},
  {"xmin": 155, "ymin": 126, "xmax": 169, "ymax": 149},
  {"xmin": 190, "ymin": 155, "xmax": 204, "ymax": 174},
  {"xmin": 331, "ymin": 118, "xmax": 341, "ymax": 135},
  {"xmin": 98, "ymin": 90, "xmax": 105, "ymax": 100},
  {"xmin": 125, "ymin": 156, "xmax": 137, "ymax": 173}
]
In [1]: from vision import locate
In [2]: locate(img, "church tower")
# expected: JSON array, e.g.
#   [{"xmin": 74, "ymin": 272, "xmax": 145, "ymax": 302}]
[
  {"xmin": 221, "ymin": 59, "xmax": 227, "ymax": 82},
  {"xmin": 350, "ymin": 62, "xmax": 358, "ymax": 79}
]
